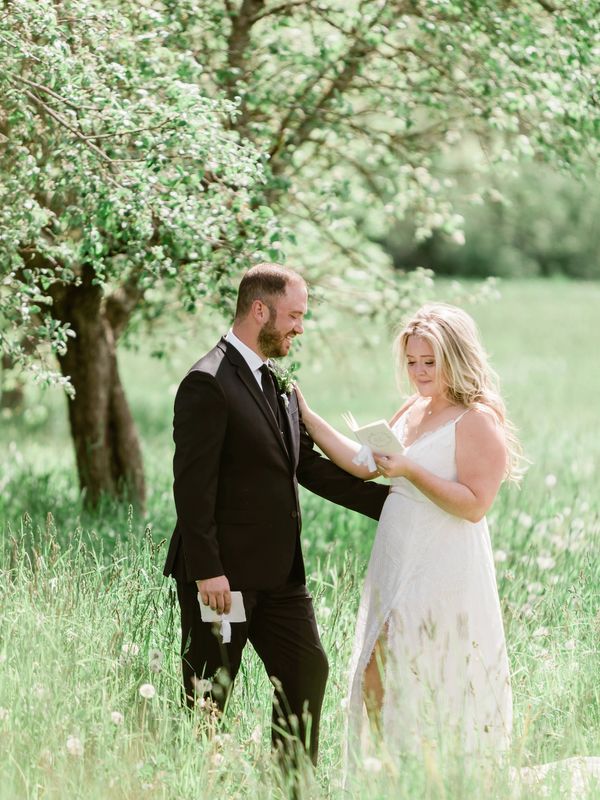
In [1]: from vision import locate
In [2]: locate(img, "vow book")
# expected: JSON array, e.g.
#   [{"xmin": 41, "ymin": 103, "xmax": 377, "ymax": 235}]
[{"xmin": 342, "ymin": 411, "xmax": 405, "ymax": 455}]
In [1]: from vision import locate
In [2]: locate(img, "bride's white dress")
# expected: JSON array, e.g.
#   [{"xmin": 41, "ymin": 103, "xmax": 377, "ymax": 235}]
[
  {"xmin": 346, "ymin": 408, "xmax": 512, "ymax": 759},
  {"xmin": 345, "ymin": 408, "xmax": 600, "ymax": 794}
]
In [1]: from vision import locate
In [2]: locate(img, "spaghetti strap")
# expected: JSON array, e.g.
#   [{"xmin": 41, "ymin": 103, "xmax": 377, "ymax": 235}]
[{"xmin": 453, "ymin": 407, "xmax": 471, "ymax": 425}]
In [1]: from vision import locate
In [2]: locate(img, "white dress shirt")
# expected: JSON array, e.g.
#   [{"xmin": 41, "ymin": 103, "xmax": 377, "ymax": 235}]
[{"xmin": 224, "ymin": 329, "xmax": 267, "ymax": 389}]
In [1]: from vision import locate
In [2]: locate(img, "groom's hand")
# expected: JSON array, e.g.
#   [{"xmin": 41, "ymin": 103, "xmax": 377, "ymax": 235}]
[{"xmin": 197, "ymin": 575, "xmax": 231, "ymax": 615}]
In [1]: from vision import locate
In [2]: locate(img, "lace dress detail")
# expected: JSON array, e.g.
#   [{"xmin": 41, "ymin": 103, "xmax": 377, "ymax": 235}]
[{"xmin": 345, "ymin": 409, "xmax": 512, "ymax": 766}]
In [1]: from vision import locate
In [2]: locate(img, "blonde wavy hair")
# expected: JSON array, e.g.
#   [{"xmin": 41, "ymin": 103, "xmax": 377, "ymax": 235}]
[{"xmin": 393, "ymin": 303, "xmax": 525, "ymax": 482}]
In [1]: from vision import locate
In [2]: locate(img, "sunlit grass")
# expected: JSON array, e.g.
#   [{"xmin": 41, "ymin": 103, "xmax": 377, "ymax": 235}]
[{"xmin": 1, "ymin": 279, "xmax": 599, "ymax": 797}]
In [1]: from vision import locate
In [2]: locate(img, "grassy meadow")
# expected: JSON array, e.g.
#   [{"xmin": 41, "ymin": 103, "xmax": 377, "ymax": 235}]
[{"xmin": 1, "ymin": 279, "xmax": 599, "ymax": 798}]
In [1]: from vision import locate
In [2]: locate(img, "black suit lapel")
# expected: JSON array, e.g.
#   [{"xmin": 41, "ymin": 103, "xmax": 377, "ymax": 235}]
[{"xmin": 221, "ymin": 339, "xmax": 292, "ymax": 463}]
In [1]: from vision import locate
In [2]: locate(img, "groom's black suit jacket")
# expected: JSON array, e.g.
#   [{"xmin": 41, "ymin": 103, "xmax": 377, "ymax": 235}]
[{"xmin": 163, "ymin": 337, "xmax": 388, "ymax": 589}]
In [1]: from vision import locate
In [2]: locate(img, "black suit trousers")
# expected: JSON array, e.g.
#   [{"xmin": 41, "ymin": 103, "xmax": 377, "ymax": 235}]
[{"xmin": 177, "ymin": 579, "xmax": 329, "ymax": 764}]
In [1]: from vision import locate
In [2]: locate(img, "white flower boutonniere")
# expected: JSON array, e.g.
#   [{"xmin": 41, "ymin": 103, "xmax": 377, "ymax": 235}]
[{"xmin": 270, "ymin": 363, "xmax": 297, "ymax": 403}]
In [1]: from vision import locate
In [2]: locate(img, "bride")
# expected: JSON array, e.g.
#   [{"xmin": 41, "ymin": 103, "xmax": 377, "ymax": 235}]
[
  {"xmin": 299, "ymin": 303, "xmax": 517, "ymax": 763},
  {"xmin": 298, "ymin": 303, "xmax": 600, "ymax": 791}
]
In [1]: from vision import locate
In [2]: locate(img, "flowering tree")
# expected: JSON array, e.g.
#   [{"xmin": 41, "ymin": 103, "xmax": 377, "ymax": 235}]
[
  {"xmin": 1, "ymin": 1, "xmax": 273, "ymax": 505},
  {"xmin": 1, "ymin": 0, "xmax": 598, "ymax": 505}
]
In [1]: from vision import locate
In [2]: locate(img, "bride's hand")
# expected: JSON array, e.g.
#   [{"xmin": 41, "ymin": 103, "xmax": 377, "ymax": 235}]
[
  {"xmin": 294, "ymin": 383, "xmax": 311, "ymax": 419},
  {"xmin": 374, "ymin": 453, "xmax": 414, "ymax": 480}
]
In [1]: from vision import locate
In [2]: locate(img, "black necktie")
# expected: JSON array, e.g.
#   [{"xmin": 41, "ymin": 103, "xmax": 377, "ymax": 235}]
[{"xmin": 259, "ymin": 364, "xmax": 280, "ymax": 421}]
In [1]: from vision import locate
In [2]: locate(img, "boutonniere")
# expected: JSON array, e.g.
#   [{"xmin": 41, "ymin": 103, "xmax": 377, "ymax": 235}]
[{"xmin": 269, "ymin": 362, "xmax": 297, "ymax": 401}]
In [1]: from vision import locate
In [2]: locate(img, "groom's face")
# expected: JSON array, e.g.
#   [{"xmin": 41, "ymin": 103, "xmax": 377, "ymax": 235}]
[{"xmin": 258, "ymin": 281, "xmax": 308, "ymax": 358}]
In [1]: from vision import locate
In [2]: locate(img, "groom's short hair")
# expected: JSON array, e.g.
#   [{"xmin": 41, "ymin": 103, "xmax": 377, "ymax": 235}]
[{"xmin": 235, "ymin": 263, "xmax": 305, "ymax": 319}]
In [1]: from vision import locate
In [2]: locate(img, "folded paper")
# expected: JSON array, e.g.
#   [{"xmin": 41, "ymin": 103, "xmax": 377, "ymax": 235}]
[{"xmin": 198, "ymin": 591, "xmax": 246, "ymax": 643}]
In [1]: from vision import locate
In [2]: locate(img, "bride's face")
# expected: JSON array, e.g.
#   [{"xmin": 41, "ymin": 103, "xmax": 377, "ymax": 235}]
[{"xmin": 406, "ymin": 335, "xmax": 445, "ymax": 398}]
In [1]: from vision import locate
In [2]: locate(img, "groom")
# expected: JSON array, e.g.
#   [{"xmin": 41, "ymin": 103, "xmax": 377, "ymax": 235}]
[{"xmin": 163, "ymin": 263, "xmax": 387, "ymax": 764}]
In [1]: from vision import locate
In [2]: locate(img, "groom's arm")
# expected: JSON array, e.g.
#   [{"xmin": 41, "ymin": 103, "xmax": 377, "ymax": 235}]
[
  {"xmin": 172, "ymin": 370, "xmax": 227, "ymax": 582},
  {"xmin": 296, "ymin": 416, "xmax": 388, "ymax": 520}
]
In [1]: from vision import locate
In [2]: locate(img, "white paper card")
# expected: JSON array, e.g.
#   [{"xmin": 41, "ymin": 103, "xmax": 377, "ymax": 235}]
[{"xmin": 198, "ymin": 591, "xmax": 246, "ymax": 623}]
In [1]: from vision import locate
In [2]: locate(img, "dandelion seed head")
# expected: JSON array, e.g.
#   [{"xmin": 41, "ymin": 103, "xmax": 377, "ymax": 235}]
[
  {"xmin": 544, "ymin": 474, "xmax": 557, "ymax": 488},
  {"xmin": 494, "ymin": 549, "xmax": 508, "ymax": 563},
  {"xmin": 518, "ymin": 512, "xmax": 533, "ymax": 528},
  {"xmin": 564, "ymin": 639, "xmax": 576, "ymax": 651},
  {"xmin": 139, "ymin": 683, "xmax": 156, "ymax": 700},
  {"xmin": 66, "ymin": 735, "xmax": 84, "ymax": 757},
  {"xmin": 536, "ymin": 555, "xmax": 556, "ymax": 571},
  {"xmin": 363, "ymin": 756, "xmax": 383, "ymax": 773},
  {"xmin": 110, "ymin": 711, "xmax": 124, "ymax": 725}
]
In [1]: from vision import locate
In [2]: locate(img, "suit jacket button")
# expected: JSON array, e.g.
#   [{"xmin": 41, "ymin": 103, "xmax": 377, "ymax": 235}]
[{"xmin": 291, "ymin": 510, "xmax": 298, "ymax": 519}]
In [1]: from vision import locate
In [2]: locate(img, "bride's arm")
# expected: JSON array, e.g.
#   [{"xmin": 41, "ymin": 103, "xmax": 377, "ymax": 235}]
[
  {"xmin": 295, "ymin": 385, "xmax": 378, "ymax": 480},
  {"xmin": 375, "ymin": 409, "xmax": 506, "ymax": 522}
]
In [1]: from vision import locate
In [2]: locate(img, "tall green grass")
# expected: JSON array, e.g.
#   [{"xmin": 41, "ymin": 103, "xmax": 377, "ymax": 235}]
[{"xmin": 1, "ymin": 279, "xmax": 599, "ymax": 797}]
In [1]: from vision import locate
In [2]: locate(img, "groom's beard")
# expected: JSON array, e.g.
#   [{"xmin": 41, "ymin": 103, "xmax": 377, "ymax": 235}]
[{"xmin": 258, "ymin": 315, "xmax": 294, "ymax": 359}]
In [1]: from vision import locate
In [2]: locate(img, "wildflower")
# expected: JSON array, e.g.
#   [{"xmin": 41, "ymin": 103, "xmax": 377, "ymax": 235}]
[
  {"xmin": 110, "ymin": 711, "xmax": 124, "ymax": 725},
  {"xmin": 66, "ymin": 735, "xmax": 84, "ymax": 757},
  {"xmin": 148, "ymin": 649, "xmax": 163, "ymax": 674},
  {"xmin": 503, "ymin": 570, "xmax": 515, "ymax": 582},
  {"xmin": 518, "ymin": 512, "xmax": 533, "ymax": 528},
  {"xmin": 319, "ymin": 606, "xmax": 332, "ymax": 618},
  {"xmin": 0, "ymin": 707, "xmax": 9, "ymax": 721},
  {"xmin": 139, "ymin": 683, "xmax": 156, "ymax": 700},
  {"xmin": 363, "ymin": 756, "xmax": 383, "ymax": 773},
  {"xmin": 536, "ymin": 556, "xmax": 556, "ymax": 571},
  {"xmin": 527, "ymin": 582, "xmax": 543, "ymax": 595},
  {"xmin": 564, "ymin": 639, "xmax": 576, "ymax": 651},
  {"xmin": 494, "ymin": 549, "xmax": 508, "ymax": 563},
  {"xmin": 544, "ymin": 474, "xmax": 557, "ymax": 488}
]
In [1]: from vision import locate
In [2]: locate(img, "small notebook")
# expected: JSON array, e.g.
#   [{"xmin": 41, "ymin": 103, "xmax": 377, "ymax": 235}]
[{"xmin": 342, "ymin": 411, "xmax": 405, "ymax": 455}]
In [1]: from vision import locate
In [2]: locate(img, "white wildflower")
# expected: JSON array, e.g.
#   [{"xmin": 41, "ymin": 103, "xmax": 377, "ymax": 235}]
[
  {"xmin": 527, "ymin": 582, "xmax": 543, "ymax": 595},
  {"xmin": 139, "ymin": 683, "xmax": 156, "ymax": 700},
  {"xmin": 363, "ymin": 756, "xmax": 383, "ymax": 773},
  {"xmin": 494, "ymin": 549, "xmax": 508, "ymax": 563},
  {"xmin": 536, "ymin": 556, "xmax": 556, "ymax": 571},
  {"xmin": 0, "ymin": 707, "xmax": 9, "ymax": 721},
  {"xmin": 518, "ymin": 512, "xmax": 533, "ymax": 528},
  {"xmin": 66, "ymin": 735, "xmax": 84, "ymax": 757},
  {"xmin": 564, "ymin": 639, "xmax": 576, "ymax": 651},
  {"xmin": 110, "ymin": 711, "xmax": 124, "ymax": 725},
  {"xmin": 544, "ymin": 474, "xmax": 557, "ymax": 488}
]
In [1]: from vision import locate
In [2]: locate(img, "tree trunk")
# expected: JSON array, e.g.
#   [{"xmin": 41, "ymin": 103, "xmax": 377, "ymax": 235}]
[
  {"xmin": 50, "ymin": 267, "xmax": 146, "ymax": 509},
  {"xmin": 1, "ymin": 352, "xmax": 26, "ymax": 411}
]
